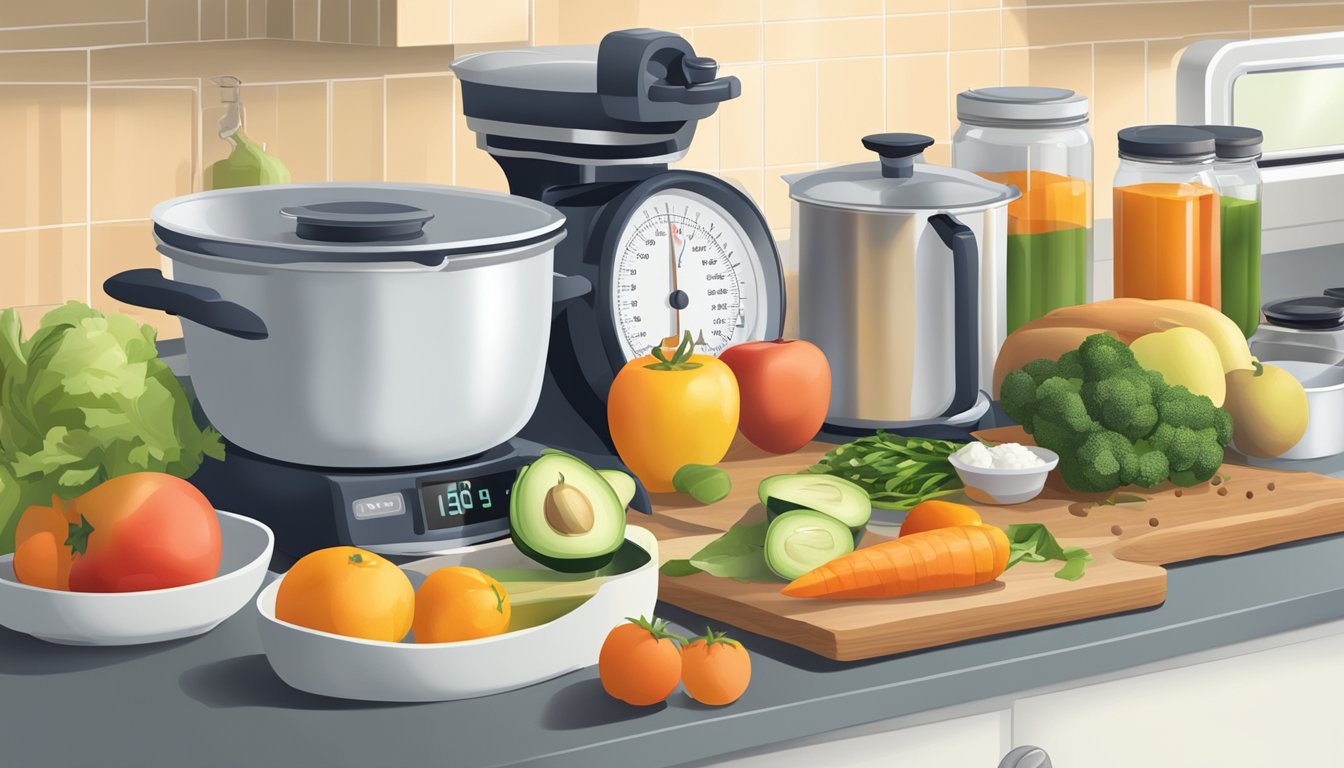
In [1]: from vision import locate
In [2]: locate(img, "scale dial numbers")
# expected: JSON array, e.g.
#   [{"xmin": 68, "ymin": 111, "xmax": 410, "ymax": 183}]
[{"xmin": 611, "ymin": 190, "xmax": 766, "ymax": 360}]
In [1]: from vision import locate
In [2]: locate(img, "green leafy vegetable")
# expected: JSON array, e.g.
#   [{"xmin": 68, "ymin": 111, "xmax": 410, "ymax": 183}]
[
  {"xmin": 806, "ymin": 431, "xmax": 964, "ymax": 510},
  {"xmin": 999, "ymin": 333, "xmax": 1231, "ymax": 493},
  {"xmin": 0, "ymin": 302, "xmax": 224, "ymax": 553},
  {"xmin": 660, "ymin": 521, "xmax": 780, "ymax": 582},
  {"xmin": 1005, "ymin": 523, "xmax": 1093, "ymax": 581}
]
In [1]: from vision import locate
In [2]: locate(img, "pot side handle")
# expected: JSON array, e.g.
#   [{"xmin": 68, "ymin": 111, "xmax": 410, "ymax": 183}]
[
  {"xmin": 928, "ymin": 213, "xmax": 980, "ymax": 418},
  {"xmin": 552, "ymin": 272, "xmax": 592, "ymax": 317},
  {"xmin": 103, "ymin": 269, "xmax": 269, "ymax": 341}
]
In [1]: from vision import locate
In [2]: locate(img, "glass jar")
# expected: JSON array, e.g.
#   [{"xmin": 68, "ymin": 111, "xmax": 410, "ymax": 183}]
[
  {"xmin": 1199, "ymin": 125, "xmax": 1264, "ymax": 338},
  {"xmin": 1112, "ymin": 125, "xmax": 1221, "ymax": 307},
  {"xmin": 954, "ymin": 87, "xmax": 1092, "ymax": 333}
]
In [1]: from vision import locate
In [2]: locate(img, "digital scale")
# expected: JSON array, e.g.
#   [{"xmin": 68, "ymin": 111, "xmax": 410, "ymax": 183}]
[{"xmin": 180, "ymin": 29, "xmax": 787, "ymax": 560}]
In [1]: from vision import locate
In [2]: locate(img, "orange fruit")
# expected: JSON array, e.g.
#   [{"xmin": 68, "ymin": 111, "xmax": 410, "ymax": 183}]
[
  {"xmin": 899, "ymin": 499, "xmax": 983, "ymax": 537},
  {"xmin": 681, "ymin": 631, "xmax": 751, "ymax": 706},
  {"xmin": 275, "ymin": 547, "xmax": 414, "ymax": 642},
  {"xmin": 413, "ymin": 566, "xmax": 511, "ymax": 643}
]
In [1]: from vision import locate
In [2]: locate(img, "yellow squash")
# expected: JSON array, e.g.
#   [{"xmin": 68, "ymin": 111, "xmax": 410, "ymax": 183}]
[
  {"xmin": 607, "ymin": 332, "xmax": 739, "ymax": 493},
  {"xmin": 1129, "ymin": 327, "xmax": 1227, "ymax": 406}
]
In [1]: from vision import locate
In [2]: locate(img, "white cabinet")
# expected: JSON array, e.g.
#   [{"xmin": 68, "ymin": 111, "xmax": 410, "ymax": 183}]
[
  {"xmin": 1011, "ymin": 631, "xmax": 1344, "ymax": 767},
  {"xmin": 703, "ymin": 710, "xmax": 1009, "ymax": 768}
]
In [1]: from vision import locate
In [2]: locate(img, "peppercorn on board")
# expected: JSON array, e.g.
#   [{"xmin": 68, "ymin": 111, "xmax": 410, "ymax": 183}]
[{"xmin": 634, "ymin": 429, "xmax": 1344, "ymax": 661}]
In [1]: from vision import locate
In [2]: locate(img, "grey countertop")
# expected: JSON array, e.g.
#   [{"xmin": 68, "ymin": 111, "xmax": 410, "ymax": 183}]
[
  {"xmin": 4, "ymin": 245, "xmax": 1344, "ymax": 768},
  {"xmin": 5, "ymin": 531, "xmax": 1344, "ymax": 768}
]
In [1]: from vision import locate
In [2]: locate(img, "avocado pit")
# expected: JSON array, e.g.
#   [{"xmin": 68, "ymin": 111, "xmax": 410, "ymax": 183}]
[{"xmin": 544, "ymin": 474, "xmax": 595, "ymax": 536}]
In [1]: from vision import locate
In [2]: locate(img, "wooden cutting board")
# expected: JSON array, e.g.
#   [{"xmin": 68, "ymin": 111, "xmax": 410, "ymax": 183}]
[{"xmin": 631, "ymin": 429, "xmax": 1344, "ymax": 661}]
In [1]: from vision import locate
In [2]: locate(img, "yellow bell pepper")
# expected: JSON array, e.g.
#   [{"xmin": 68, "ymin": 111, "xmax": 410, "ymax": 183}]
[{"xmin": 607, "ymin": 332, "xmax": 739, "ymax": 493}]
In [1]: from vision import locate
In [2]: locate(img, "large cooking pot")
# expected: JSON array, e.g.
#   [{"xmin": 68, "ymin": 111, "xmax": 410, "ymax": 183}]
[
  {"xmin": 785, "ymin": 133, "xmax": 1018, "ymax": 429},
  {"xmin": 104, "ymin": 183, "xmax": 581, "ymax": 469}
]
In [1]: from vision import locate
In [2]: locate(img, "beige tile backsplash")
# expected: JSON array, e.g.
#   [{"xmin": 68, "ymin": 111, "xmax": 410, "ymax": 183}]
[{"xmin": 0, "ymin": 0, "xmax": 1341, "ymax": 340}]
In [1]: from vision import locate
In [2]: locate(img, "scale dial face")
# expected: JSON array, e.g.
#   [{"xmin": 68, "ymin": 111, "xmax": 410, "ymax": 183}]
[{"xmin": 611, "ymin": 189, "xmax": 770, "ymax": 360}]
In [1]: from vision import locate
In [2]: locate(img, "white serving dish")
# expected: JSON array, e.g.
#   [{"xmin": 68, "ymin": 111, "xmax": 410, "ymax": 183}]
[
  {"xmin": 950, "ymin": 446, "xmax": 1060, "ymax": 505},
  {"xmin": 0, "ymin": 510, "xmax": 273, "ymax": 645},
  {"xmin": 255, "ymin": 525, "xmax": 659, "ymax": 703},
  {"xmin": 1259, "ymin": 359, "xmax": 1344, "ymax": 460}
]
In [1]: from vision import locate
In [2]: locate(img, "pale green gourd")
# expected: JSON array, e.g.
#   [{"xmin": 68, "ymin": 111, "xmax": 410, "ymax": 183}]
[{"xmin": 207, "ymin": 75, "xmax": 291, "ymax": 190}]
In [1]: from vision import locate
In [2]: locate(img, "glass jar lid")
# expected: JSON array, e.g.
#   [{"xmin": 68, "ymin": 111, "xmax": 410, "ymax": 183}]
[
  {"xmin": 1117, "ymin": 125, "xmax": 1217, "ymax": 162},
  {"xmin": 1195, "ymin": 124, "xmax": 1264, "ymax": 160},
  {"xmin": 957, "ymin": 87, "xmax": 1089, "ymax": 127}
]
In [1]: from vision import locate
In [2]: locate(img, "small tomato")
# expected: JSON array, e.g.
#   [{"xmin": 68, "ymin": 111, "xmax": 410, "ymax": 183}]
[
  {"xmin": 681, "ymin": 628, "xmax": 751, "ymax": 706},
  {"xmin": 598, "ymin": 616, "xmax": 683, "ymax": 706}
]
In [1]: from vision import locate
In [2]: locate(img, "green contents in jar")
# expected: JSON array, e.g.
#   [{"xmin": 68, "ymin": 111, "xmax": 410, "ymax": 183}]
[
  {"xmin": 1006, "ymin": 226, "xmax": 1090, "ymax": 333},
  {"xmin": 1219, "ymin": 196, "xmax": 1262, "ymax": 338}
]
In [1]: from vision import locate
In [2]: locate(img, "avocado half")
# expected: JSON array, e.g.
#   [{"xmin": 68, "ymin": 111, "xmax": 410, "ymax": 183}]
[
  {"xmin": 510, "ymin": 453, "xmax": 627, "ymax": 573},
  {"xmin": 765, "ymin": 509, "xmax": 856, "ymax": 581},
  {"xmin": 758, "ymin": 473, "xmax": 871, "ymax": 548}
]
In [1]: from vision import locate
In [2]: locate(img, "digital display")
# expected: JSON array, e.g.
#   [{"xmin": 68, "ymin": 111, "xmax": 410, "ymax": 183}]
[{"xmin": 419, "ymin": 468, "xmax": 515, "ymax": 531}]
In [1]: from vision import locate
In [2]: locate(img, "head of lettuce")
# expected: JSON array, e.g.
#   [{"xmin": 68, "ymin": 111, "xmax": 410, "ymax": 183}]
[{"xmin": 0, "ymin": 302, "xmax": 224, "ymax": 554}]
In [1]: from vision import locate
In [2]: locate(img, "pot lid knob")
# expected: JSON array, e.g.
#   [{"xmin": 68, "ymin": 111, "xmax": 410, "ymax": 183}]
[
  {"xmin": 862, "ymin": 133, "xmax": 936, "ymax": 179},
  {"xmin": 280, "ymin": 201, "xmax": 435, "ymax": 243}
]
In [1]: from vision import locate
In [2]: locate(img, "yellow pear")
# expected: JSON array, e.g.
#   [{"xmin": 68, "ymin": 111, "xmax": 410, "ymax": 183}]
[
  {"xmin": 1129, "ymin": 327, "xmax": 1227, "ymax": 406},
  {"xmin": 1224, "ymin": 362, "xmax": 1309, "ymax": 458}
]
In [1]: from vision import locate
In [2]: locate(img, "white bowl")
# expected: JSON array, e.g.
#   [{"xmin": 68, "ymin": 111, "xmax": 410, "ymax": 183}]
[
  {"xmin": 0, "ymin": 510, "xmax": 273, "ymax": 645},
  {"xmin": 255, "ymin": 525, "xmax": 659, "ymax": 703},
  {"xmin": 949, "ymin": 446, "xmax": 1060, "ymax": 505}
]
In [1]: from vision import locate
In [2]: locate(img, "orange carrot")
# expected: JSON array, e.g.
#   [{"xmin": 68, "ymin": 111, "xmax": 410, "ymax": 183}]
[{"xmin": 781, "ymin": 524, "xmax": 1011, "ymax": 599}]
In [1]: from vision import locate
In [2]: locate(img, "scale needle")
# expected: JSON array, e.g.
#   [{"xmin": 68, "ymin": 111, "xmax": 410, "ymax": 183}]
[{"xmin": 661, "ymin": 221, "xmax": 682, "ymax": 349}]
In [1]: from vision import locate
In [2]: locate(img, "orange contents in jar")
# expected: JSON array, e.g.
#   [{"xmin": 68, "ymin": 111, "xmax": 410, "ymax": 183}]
[{"xmin": 1113, "ymin": 182, "xmax": 1221, "ymax": 308}]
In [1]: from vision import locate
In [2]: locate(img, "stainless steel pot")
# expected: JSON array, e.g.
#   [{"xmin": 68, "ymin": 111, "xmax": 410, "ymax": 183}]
[
  {"xmin": 104, "ymin": 183, "xmax": 580, "ymax": 469},
  {"xmin": 785, "ymin": 133, "xmax": 1018, "ymax": 429}
]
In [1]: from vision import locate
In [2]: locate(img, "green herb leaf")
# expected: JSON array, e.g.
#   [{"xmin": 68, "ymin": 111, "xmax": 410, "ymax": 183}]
[
  {"xmin": 685, "ymin": 522, "xmax": 780, "ymax": 583},
  {"xmin": 1004, "ymin": 523, "xmax": 1092, "ymax": 581},
  {"xmin": 1054, "ymin": 555, "xmax": 1091, "ymax": 581},
  {"xmin": 807, "ymin": 431, "xmax": 965, "ymax": 510},
  {"xmin": 660, "ymin": 559, "xmax": 701, "ymax": 577},
  {"xmin": 1101, "ymin": 492, "xmax": 1147, "ymax": 506}
]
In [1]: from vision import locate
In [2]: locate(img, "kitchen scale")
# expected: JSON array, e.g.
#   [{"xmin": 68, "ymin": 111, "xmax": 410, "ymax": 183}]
[{"xmin": 453, "ymin": 28, "xmax": 787, "ymax": 454}]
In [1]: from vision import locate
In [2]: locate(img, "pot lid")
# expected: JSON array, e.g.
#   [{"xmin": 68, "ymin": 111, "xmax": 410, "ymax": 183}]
[
  {"xmin": 786, "ymin": 133, "xmax": 1019, "ymax": 212},
  {"xmin": 957, "ymin": 87, "xmax": 1089, "ymax": 126},
  {"xmin": 152, "ymin": 183, "xmax": 566, "ymax": 266},
  {"xmin": 453, "ymin": 45, "xmax": 598, "ymax": 94}
]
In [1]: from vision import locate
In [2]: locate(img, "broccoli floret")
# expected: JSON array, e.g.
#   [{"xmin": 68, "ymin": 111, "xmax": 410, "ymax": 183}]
[
  {"xmin": 1169, "ymin": 439, "xmax": 1227, "ymax": 486},
  {"xmin": 1022, "ymin": 357, "xmax": 1062, "ymax": 386},
  {"xmin": 1056, "ymin": 350, "xmax": 1085, "ymax": 382},
  {"xmin": 1132, "ymin": 441, "xmax": 1171, "ymax": 488},
  {"xmin": 1156, "ymin": 385, "xmax": 1226, "ymax": 438},
  {"xmin": 1077, "ymin": 333, "xmax": 1138, "ymax": 382},
  {"xmin": 1213, "ymin": 406, "xmax": 1233, "ymax": 446},
  {"xmin": 1000, "ymin": 369, "xmax": 1042, "ymax": 427},
  {"xmin": 1035, "ymin": 377, "xmax": 1098, "ymax": 435},
  {"xmin": 1081, "ymin": 368, "xmax": 1161, "ymax": 441},
  {"xmin": 1057, "ymin": 430, "xmax": 1138, "ymax": 492}
]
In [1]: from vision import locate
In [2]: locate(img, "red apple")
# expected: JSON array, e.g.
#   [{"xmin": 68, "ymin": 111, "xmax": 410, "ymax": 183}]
[{"xmin": 718, "ymin": 338, "xmax": 831, "ymax": 454}]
